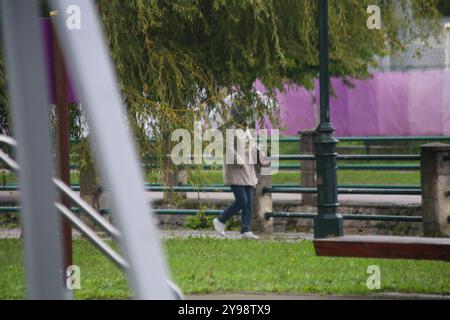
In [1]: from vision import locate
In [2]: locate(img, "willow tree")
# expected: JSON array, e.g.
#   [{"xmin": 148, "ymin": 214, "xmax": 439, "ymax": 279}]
[
  {"xmin": 437, "ymin": 0, "xmax": 450, "ymax": 15},
  {"xmin": 0, "ymin": 0, "xmax": 443, "ymax": 191},
  {"xmin": 95, "ymin": 0, "xmax": 441, "ymax": 188}
]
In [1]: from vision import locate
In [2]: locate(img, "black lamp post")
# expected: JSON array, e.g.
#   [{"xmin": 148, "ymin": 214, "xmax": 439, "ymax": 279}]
[{"xmin": 314, "ymin": 0, "xmax": 343, "ymax": 239}]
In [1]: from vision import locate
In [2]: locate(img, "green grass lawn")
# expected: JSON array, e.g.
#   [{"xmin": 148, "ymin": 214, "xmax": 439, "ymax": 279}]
[
  {"xmin": 1, "ymin": 238, "xmax": 449, "ymax": 299},
  {"xmin": 179, "ymin": 170, "xmax": 420, "ymax": 186}
]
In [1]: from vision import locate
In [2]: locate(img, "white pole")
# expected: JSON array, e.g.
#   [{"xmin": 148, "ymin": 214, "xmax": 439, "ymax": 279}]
[
  {"xmin": 0, "ymin": 0, "xmax": 66, "ymax": 299},
  {"xmin": 50, "ymin": 0, "xmax": 173, "ymax": 299}
]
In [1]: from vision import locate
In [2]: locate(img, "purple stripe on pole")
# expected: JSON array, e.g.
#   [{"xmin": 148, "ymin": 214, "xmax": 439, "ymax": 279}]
[{"xmin": 42, "ymin": 18, "xmax": 77, "ymax": 104}]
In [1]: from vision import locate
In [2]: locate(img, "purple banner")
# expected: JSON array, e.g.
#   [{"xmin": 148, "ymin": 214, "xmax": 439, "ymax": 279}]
[{"xmin": 259, "ymin": 70, "xmax": 450, "ymax": 137}]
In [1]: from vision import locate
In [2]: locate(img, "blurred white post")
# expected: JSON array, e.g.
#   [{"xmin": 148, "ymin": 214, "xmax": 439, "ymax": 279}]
[
  {"xmin": 0, "ymin": 0, "xmax": 66, "ymax": 299},
  {"xmin": 50, "ymin": 0, "xmax": 173, "ymax": 299}
]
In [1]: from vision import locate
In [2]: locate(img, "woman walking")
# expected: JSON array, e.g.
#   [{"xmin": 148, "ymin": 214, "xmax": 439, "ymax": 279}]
[{"xmin": 213, "ymin": 106, "xmax": 265, "ymax": 240}]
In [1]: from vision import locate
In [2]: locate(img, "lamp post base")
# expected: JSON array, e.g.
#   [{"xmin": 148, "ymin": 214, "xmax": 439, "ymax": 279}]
[
  {"xmin": 314, "ymin": 213, "xmax": 343, "ymax": 239},
  {"xmin": 314, "ymin": 123, "xmax": 343, "ymax": 239}
]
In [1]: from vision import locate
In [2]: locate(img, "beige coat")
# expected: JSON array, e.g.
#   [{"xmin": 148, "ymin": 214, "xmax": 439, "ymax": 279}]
[{"xmin": 222, "ymin": 127, "xmax": 258, "ymax": 187}]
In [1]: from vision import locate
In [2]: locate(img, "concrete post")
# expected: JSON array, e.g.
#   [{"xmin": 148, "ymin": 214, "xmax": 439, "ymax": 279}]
[
  {"xmin": 300, "ymin": 131, "xmax": 317, "ymax": 206},
  {"xmin": 420, "ymin": 143, "xmax": 450, "ymax": 237},
  {"xmin": 252, "ymin": 162, "xmax": 273, "ymax": 233}
]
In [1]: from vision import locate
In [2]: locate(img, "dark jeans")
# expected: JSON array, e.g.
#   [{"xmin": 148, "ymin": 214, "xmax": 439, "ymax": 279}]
[{"xmin": 218, "ymin": 185, "xmax": 254, "ymax": 234}]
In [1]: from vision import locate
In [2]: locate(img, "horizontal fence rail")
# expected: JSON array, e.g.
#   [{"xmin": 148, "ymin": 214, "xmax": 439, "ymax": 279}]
[
  {"xmin": 54, "ymin": 153, "xmax": 431, "ymax": 166},
  {"xmin": 0, "ymin": 206, "xmax": 224, "ymax": 216},
  {"xmin": 3, "ymin": 135, "xmax": 448, "ymax": 228},
  {"xmin": 264, "ymin": 187, "xmax": 421, "ymax": 195},
  {"xmin": 0, "ymin": 206, "xmax": 434, "ymax": 222},
  {"xmin": 59, "ymin": 163, "xmax": 421, "ymax": 171},
  {"xmin": 269, "ymin": 164, "xmax": 420, "ymax": 171},
  {"xmin": 265, "ymin": 212, "xmax": 423, "ymax": 223},
  {"xmin": 0, "ymin": 184, "xmax": 421, "ymax": 195},
  {"xmin": 122, "ymin": 164, "xmax": 421, "ymax": 171},
  {"xmin": 272, "ymin": 155, "xmax": 421, "ymax": 161}
]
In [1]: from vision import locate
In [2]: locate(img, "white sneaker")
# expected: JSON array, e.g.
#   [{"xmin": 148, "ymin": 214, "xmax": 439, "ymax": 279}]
[
  {"xmin": 240, "ymin": 232, "xmax": 260, "ymax": 240},
  {"xmin": 213, "ymin": 218, "xmax": 226, "ymax": 237}
]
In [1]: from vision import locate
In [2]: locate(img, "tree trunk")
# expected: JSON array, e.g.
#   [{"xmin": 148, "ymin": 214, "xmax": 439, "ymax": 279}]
[{"xmin": 79, "ymin": 137, "xmax": 107, "ymax": 226}]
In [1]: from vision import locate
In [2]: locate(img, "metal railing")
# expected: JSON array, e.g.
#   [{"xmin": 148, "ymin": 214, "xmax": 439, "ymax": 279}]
[
  {"xmin": 0, "ymin": 206, "xmax": 423, "ymax": 223},
  {"xmin": 263, "ymin": 187, "xmax": 421, "ymax": 196},
  {"xmin": 265, "ymin": 212, "xmax": 423, "ymax": 223},
  {"xmin": 0, "ymin": 136, "xmax": 125, "ymax": 268},
  {"xmin": 2, "ymin": 204, "xmax": 446, "ymax": 225},
  {"xmin": 0, "ymin": 183, "xmax": 423, "ymax": 192},
  {"xmin": 55, "ymin": 202, "xmax": 128, "ymax": 270},
  {"xmin": 0, "ymin": 135, "xmax": 183, "ymax": 298},
  {"xmin": 124, "ymin": 163, "xmax": 420, "ymax": 171},
  {"xmin": 273, "ymin": 154, "xmax": 421, "ymax": 161},
  {"xmin": 2, "ymin": 135, "xmax": 445, "ymax": 230}
]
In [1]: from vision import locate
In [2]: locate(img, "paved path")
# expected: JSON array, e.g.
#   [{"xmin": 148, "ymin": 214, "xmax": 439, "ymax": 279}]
[
  {"xmin": 0, "ymin": 228, "xmax": 21, "ymax": 239},
  {"xmin": 0, "ymin": 228, "xmax": 313, "ymax": 241},
  {"xmin": 159, "ymin": 230, "xmax": 313, "ymax": 241}
]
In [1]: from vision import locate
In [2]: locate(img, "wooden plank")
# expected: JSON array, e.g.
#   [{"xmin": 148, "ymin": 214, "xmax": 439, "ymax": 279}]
[{"xmin": 313, "ymin": 236, "xmax": 450, "ymax": 262}]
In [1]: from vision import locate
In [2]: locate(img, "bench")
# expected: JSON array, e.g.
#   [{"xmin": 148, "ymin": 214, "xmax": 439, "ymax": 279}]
[{"xmin": 313, "ymin": 235, "xmax": 450, "ymax": 262}]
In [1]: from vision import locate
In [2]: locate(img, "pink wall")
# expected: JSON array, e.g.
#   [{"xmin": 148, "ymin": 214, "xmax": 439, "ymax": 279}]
[{"xmin": 261, "ymin": 70, "xmax": 450, "ymax": 137}]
